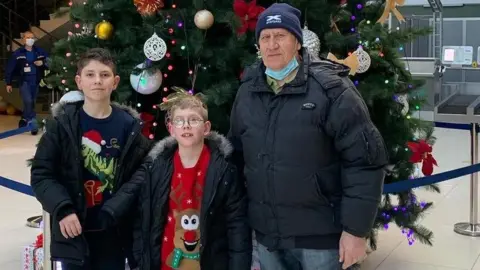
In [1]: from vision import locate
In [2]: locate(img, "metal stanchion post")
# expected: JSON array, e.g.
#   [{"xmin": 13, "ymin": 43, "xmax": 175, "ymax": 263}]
[
  {"xmin": 43, "ymin": 210, "xmax": 52, "ymax": 270},
  {"xmin": 454, "ymin": 123, "xmax": 480, "ymax": 236}
]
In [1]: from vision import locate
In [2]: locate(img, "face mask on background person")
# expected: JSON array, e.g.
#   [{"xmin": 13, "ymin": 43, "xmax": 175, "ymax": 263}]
[{"xmin": 25, "ymin": 38, "xmax": 35, "ymax": 46}]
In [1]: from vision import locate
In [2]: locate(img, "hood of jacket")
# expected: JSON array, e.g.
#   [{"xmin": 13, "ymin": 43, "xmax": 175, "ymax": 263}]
[
  {"xmin": 50, "ymin": 90, "xmax": 141, "ymax": 120},
  {"xmin": 147, "ymin": 131, "xmax": 233, "ymax": 161}
]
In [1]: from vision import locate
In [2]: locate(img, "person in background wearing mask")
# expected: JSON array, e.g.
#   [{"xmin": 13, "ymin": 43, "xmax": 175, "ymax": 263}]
[
  {"xmin": 228, "ymin": 3, "xmax": 388, "ymax": 270},
  {"xmin": 4, "ymin": 30, "xmax": 49, "ymax": 134}
]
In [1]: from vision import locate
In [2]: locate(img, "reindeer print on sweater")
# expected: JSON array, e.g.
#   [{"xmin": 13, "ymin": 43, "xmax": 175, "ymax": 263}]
[{"xmin": 161, "ymin": 145, "xmax": 211, "ymax": 270}]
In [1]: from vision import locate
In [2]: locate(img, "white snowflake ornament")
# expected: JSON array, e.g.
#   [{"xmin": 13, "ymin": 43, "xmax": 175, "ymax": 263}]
[{"xmin": 144, "ymin": 32, "xmax": 167, "ymax": 61}]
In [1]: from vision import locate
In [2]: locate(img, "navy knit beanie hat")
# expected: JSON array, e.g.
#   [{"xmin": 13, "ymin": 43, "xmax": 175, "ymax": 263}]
[{"xmin": 255, "ymin": 3, "xmax": 303, "ymax": 45}]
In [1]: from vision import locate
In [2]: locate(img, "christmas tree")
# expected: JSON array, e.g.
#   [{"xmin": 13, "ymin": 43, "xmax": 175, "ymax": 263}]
[{"xmin": 44, "ymin": 0, "xmax": 438, "ymax": 249}]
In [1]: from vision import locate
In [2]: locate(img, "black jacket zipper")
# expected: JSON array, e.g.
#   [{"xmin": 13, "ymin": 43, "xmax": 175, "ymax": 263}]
[
  {"xmin": 200, "ymin": 160, "xmax": 228, "ymax": 255},
  {"xmin": 112, "ymin": 122, "xmax": 142, "ymax": 192},
  {"xmin": 58, "ymin": 118, "xmax": 90, "ymax": 260}
]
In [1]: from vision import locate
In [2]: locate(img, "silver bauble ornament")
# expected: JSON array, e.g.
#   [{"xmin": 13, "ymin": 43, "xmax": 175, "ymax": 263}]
[
  {"xmin": 353, "ymin": 47, "xmax": 371, "ymax": 74},
  {"xmin": 366, "ymin": 0, "xmax": 380, "ymax": 6},
  {"xmin": 302, "ymin": 25, "xmax": 320, "ymax": 57},
  {"xmin": 130, "ymin": 63, "xmax": 162, "ymax": 95},
  {"xmin": 395, "ymin": 94, "xmax": 409, "ymax": 116}
]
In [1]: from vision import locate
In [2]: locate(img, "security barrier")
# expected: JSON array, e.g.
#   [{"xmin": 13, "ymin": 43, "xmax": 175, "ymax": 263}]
[{"xmin": 2, "ymin": 122, "xmax": 480, "ymax": 269}]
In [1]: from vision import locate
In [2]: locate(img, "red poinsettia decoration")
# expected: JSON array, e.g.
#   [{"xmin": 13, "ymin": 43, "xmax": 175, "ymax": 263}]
[
  {"xmin": 140, "ymin": 112, "xmax": 155, "ymax": 138},
  {"xmin": 35, "ymin": 233, "xmax": 43, "ymax": 248},
  {"xmin": 407, "ymin": 140, "xmax": 437, "ymax": 176},
  {"xmin": 233, "ymin": 0, "xmax": 265, "ymax": 34}
]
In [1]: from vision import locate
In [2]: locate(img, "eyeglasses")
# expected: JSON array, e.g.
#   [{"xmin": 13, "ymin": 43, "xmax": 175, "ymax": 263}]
[{"xmin": 171, "ymin": 118, "xmax": 205, "ymax": 128}]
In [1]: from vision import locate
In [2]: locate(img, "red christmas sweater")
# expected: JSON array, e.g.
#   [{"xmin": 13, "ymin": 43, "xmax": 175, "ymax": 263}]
[{"xmin": 161, "ymin": 145, "xmax": 211, "ymax": 270}]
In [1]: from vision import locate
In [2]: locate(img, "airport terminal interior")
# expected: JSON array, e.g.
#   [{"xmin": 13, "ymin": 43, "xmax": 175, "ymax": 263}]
[{"xmin": 4, "ymin": 0, "xmax": 480, "ymax": 269}]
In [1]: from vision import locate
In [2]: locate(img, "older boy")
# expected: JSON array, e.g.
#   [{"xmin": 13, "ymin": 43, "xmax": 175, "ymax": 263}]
[{"xmin": 31, "ymin": 48, "xmax": 152, "ymax": 269}]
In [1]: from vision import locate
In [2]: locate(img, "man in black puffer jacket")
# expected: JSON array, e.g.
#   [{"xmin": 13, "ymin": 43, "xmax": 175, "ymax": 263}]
[
  {"xmin": 229, "ymin": 3, "xmax": 388, "ymax": 270},
  {"xmin": 30, "ymin": 90, "xmax": 152, "ymax": 269}
]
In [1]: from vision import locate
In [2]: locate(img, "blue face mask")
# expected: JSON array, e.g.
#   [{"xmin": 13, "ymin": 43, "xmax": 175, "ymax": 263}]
[{"xmin": 265, "ymin": 56, "xmax": 299, "ymax": 81}]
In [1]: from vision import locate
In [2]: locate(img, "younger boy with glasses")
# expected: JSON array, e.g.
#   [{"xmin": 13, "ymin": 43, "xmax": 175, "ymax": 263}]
[{"xmin": 131, "ymin": 93, "xmax": 251, "ymax": 270}]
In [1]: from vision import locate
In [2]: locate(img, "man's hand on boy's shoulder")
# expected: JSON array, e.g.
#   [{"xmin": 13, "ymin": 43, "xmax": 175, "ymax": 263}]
[{"xmin": 59, "ymin": 213, "xmax": 82, "ymax": 239}]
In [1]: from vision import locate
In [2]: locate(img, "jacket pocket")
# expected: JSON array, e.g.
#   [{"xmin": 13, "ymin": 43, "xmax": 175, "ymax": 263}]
[
  {"xmin": 131, "ymin": 214, "xmax": 143, "ymax": 266},
  {"xmin": 313, "ymin": 173, "xmax": 331, "ymax": 207},
  {"xmin": 313, "ymin": 173, "xmax": 340, "ymax": 226},
  {"xmin": 362, "ymin": 126, "xmax": 389, "ymax": 166},
  {"xmin": 50, "ymin": 217, "xmax": 88, "ymax": 262},
  {"xmin": 244, "ymin": 167, "xmax": 262, "ymax": 201}
]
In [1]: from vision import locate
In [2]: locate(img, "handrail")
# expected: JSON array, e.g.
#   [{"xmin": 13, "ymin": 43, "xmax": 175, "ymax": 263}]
[
  {"xmin": 0, "ymin": 31, "xmax": 23, "ymax": 47},
  {"xmin": 0, "ymin": 2, "xmax": 58, "ymax": 40}
]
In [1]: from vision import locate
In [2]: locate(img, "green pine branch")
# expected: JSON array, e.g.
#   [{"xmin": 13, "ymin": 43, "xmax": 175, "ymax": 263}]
[{"xmin": 43, "ymin": 0, "xmax": 439, "ymax": 249}]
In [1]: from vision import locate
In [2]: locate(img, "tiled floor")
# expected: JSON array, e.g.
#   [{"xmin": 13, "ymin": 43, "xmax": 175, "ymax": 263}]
[{"xmin": 2, "ymin": 114, "xmax": 480, "ymax": 269}]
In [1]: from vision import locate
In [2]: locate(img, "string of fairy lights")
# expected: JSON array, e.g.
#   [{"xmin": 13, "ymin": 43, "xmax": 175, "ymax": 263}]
[
  {"xmin": 58, "ymin": 0, "xmax": 430, "ymax": 246},
  {"xmin": 346, "ymin": 2, "xmax": 428, "ymax": 246}
]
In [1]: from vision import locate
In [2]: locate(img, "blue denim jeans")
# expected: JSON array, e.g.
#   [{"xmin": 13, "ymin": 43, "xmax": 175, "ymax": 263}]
[
  {"xmin": 19, "ymin": 80, "xmax": 39, "ymax": 121},
  {"xmin": 257, "ymin": 243, "xmax": 360, "ymax": 270}
]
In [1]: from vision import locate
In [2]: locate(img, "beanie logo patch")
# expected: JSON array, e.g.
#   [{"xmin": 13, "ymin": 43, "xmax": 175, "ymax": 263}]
[{"xmin": 266, "ymin": 15, "xmax": 282, "ymax": 24}]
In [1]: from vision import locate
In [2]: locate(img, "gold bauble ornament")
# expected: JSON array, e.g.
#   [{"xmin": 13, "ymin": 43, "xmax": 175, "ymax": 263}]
[
  {"xmin": 6, "ymin": 105, "xmax": 16, "ymax": 115},
  {"xmin": 95, "ymin": 20, "xmax": 114, "ymax": 40},
  {"xmin": 194, "ymin": 10, "xmax": 214, "ymax": 30}
]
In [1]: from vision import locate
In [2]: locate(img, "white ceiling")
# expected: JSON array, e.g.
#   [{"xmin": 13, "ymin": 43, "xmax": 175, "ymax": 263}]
[{"xmin": 404, "ymin": 0, "xmax": 480, "ymax": 5}]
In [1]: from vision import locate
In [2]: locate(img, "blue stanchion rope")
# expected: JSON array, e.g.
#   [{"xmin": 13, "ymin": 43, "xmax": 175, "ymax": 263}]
[
  {"xmin": 2, "ymin": 161, "xmax": 480, "ymax": 197},
  {"xmin": 434, "ymin": 121, "xmax": 474, "ymax": 131},
  {"xmin": 0, "ymin": 125, "xmax": 33, "ymax": 139},
  {"xmin": 1, "ymin": 123, "xmax": 480, "ymax": 197},
  {"xmin": 0, "ymin": 176, "xmax": 34, "ymax": 196},
  {"xmin": 383, "ymin": 163, "xmax": 480, "ymax": 193},
  {"xmin": 0, "ymin": 125, "xmax": 36, "ymax": 196}
]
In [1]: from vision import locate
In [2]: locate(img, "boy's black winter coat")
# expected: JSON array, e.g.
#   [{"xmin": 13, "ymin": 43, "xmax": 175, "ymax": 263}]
[
  {"xmin": 131, "ymin": 132, "xmax": 252, "ymax": 270},
  {"xmin": 30, "ymin": 100, "xmax": 153, "ymax": 267}
]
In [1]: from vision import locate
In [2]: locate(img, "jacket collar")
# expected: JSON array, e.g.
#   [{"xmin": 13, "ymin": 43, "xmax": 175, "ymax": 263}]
[
  {"xmin": 18, "ymin": 45, "xmax": 39, "ymax": 54},
  {"xmin": 147, "ymin": 131, "xmax": 233, "ymax": 161}
]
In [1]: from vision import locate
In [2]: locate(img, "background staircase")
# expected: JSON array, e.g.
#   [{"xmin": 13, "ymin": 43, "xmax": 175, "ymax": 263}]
[{"xmin": 0, "ymin": 0, "xmax": 71, "ymax": 114}]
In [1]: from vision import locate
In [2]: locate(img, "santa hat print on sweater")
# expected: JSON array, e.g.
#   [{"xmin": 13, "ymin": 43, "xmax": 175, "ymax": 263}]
[{"xmin": 82, "ymin": 130, "xmax": 105, "ymax": 154}]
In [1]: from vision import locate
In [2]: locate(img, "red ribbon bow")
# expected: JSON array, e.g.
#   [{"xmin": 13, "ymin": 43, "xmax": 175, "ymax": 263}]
[
  {"xmin": 407, "ymin": 140, "xmax": 437, "ymax": 176},
  {"xmin": 233, "ymin": 0, "xmax": 265, "ymax": 34},
  {"xmin": 34, "ymin": 233, "xmax": 43, "ymax": 248}
]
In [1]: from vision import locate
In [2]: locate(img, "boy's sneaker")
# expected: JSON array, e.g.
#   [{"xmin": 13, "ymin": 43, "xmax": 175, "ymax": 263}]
[{"xmin": 18, "ymin": 118, "xmax": 27, "ymax": 128}]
